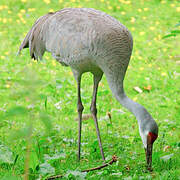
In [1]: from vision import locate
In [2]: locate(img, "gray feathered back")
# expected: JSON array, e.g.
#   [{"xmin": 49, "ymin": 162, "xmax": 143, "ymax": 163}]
[{"xmin": 18, "ymin": 8, "xmax": 133, "ymax": 64}]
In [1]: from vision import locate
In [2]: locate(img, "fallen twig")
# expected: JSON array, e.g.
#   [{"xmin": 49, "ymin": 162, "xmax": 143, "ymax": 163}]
[
  {"xmin": 82, "ymin": 155, "xmax": 117, "ymax": 172},
  {"xmin": 46, "ymin": 174, "xmax": 63, "ymax": 180},
  {"xmin": 46, "ymin": 155, "xmax": 117, "ymax": 179}
]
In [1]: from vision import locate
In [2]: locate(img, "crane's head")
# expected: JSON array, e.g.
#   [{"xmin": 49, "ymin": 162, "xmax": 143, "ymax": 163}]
[
  {"xmin": 139, "ymin": 118, "xmax": 158, "ymax": 171},
  {"xmin": 145, "ymin": 132, "xmax": 158, "ymax": 171}
]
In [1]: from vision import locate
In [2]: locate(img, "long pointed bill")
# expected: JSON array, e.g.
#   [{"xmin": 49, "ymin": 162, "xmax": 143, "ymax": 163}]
[
  {"xmin": 144, "ymin": 132, "xmax": 158, "ymax": 171},
  {"xmin": 145, "ymin": 143, "xmax": 153, "ymax": 171}
]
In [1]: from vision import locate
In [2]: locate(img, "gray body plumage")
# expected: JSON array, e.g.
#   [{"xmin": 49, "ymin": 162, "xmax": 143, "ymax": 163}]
[
  {"xmin": 19, "ymin": 8, "xmax": 158, "ymax": 169},
  {"xmin": 19, "ymin": 8, "xmax": 132, "ymax": 75}
]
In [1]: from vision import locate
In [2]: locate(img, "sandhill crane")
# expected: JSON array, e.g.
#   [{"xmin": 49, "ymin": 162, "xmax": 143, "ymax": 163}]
[{"xmin": 18, "ymin": 8, "xmax": 158, "ymax": 170}]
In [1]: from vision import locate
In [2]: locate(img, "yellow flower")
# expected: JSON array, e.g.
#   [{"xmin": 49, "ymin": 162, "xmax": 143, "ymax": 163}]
[
  {"xmin": 43, "ymin": 0, "xmax": 51, "ymax": 4},
  {"xmin": 124, "ymin": 1, "xmax": 131, "ymax": 4},
  {"xmin": 148, "ymin": 42, "xmax": 152, "ymax": 46},
  {"xmin": 20, "ymin": 9, "xmax": 26, "ymax": 13},
  {"xmin": 155, "ymin": 21, "xmax": 160, "ymax": 25},
  {"xmin": 144, "ymin": 8, "xmax": 149, "ymax": 11},
  {"xmin": 148, "ymin": 64, "xmax": 152, "ymax": 67},
  {"xmin": 154, "ymin": 37, "xmax": 158, "ymax": 41},
  {"xmin": 8, "ymin": 10, "xmax": 12, "ymax": 14},
  {"xmin": 49, "ymin": 9, "xmax": 54, "ymax": 13},
  {"xmin": 108, "ymin": 6, "xmax": 113, "ymax": 10},
  {"xmin": 32, "ymin": 60, "xmax": 37, "ymax": 64},
  {"xmin": 0, "ymin": 5, "xmax": 7, "ymax": 10},
  {"xmin": 139, "ymin": 67, "xmax": 144, "ymax": 71},
  {"xmin": 20, "ymin": 17, "xmax": 26, "ymax": 24},
  {"xmin": 5, "ymin": 51, "xmax": 9, "ymax": 55},
  {"xmin": 3, "ymin": 18, "xmax": 7, "ymax": 23},
  {"xmin": 59, "ymin": 0, "xmax": 63, "ymax": 3},
  {"xmin": 16, "ymin": 19, "xmax": 20, "ymax": 24},
  {"xmin": 163, "ymin": 48, "xmax": 167, "ymax": 52},
  {"xmin": 1, "ymin": 56, "xmax": 5, "ymax": 59},
  {"xmin": 18, "ymin": 13, "xmax": 22, "ymax": 18},
  {"xmin": 135, "ymin": 51, "xmax": 139, "ymax": 55},
  {"xmin": 131, "ymin": 27, "xmax": 135, "ymax": 31},
  {"xmin": 133, "ymin": 97, "xmax": 138, "ymax": 101},
  {"xmin": 138, "ymin": 8, "xmax": 142, "ymax": 12},
  {"xmin": 9, "ymin": 18, "xmax": 12, "ymax": 22},
  {"xmin": 52, "ymin": 60, "xmax": 56, "ymax": 66},
  {"xmin": 161, "ymin": 0, "xmax": 166, "ymax": 4},
  {"xmin": 176, "ymin": 7, "xmax": 180, "ymax": 12},
  {"xmin": 3, "ymin": 5, "xmax": 8, "ymax": 9},
  {"xmin": 6, "ymin": 84, "xmax": 11, "ymax": 88},
  {"xmin": 150, "ymin": 26, "xmax": 155, "ymax": 31},
  {"xmin": 70, "ymin": 0, "xmax": 76, "ymax": 2},
  {"xmin": 161, "ymin": 72, "xmax": 167, "ymax": 76},
  {"xmin": 130, "ymin": 17, "xmax": 136, "ymax": 23},
  {"xmin": 142, "ymin": 16, "xmax": 147, "ymax": 20},
  {"xmin": 138, "ymin": 56, "xmax": 143, "ymax": 60},
  {"xmin": 139, "ymin": 31, "xmax": 145, "ymax": 36},
  {"xmin": 21, "ymin": 0, "xmax": 27, "ymax": 2},
  {"xmin": 121, "ymin": 11, "xmax": 126, "ymax": 15},
  {"xmin": 170, "ymin": 4, "xmax": 175, "ymax": 7},
  {"xmin": 22, "ymin": 20, "xmax": 26, "ymax": 24},
  {"xmin": 117, "ymin": 6, "xmax": 120, "ymax": 9},
  {"xmin": 100, "ymin": 0, "xmax": 104, "ymax": 2},
  {"xmin": 28, "ymin": 8, "xmax": 36, "ymax": 12}
]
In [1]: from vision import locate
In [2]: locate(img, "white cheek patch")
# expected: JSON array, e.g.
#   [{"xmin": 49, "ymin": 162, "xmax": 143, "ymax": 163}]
[{"xmin": 139, "ymin": 129, "xmax": 148, "ymax": 148}]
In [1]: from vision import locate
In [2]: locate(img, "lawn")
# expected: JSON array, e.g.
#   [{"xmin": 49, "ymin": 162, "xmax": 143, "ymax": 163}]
[{"xmin": 0, "ymin": 0, "xmax": 180, "ymax": 179}]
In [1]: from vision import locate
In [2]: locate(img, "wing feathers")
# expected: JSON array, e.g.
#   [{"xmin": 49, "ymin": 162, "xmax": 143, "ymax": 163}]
[{"xmin": 18, "ymin": 12, "xmax": 54, "ymax": 59}]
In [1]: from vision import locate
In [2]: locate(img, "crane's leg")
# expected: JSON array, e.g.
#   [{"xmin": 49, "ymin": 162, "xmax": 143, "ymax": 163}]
[
  {"xmin": 73, "ymin": 71, "xmax": 84, "ymax": 161},
  {"xmin": 77, "ymin": 76, "xmax": 84, "ymax": 161},
  {"xmin": 90, "ymin": 73, "xmax": 105, "ymax": 161}
]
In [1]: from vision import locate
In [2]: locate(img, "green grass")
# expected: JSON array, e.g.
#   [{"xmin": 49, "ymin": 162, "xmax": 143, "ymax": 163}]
[{"xmin": 0, "ymin": 0, "xmax": 180, "ymax": 179}]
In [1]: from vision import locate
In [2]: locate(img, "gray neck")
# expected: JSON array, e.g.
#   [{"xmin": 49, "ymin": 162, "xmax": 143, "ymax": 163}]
[{"xmin": 116, "ymin": 92, "xmax": 156, "ymax": 132}]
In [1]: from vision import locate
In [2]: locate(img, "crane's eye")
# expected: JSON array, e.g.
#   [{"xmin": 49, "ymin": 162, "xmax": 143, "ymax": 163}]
[{"xmin": 147, "ymin": 132, "xmax": 158, "ymax": 144}]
